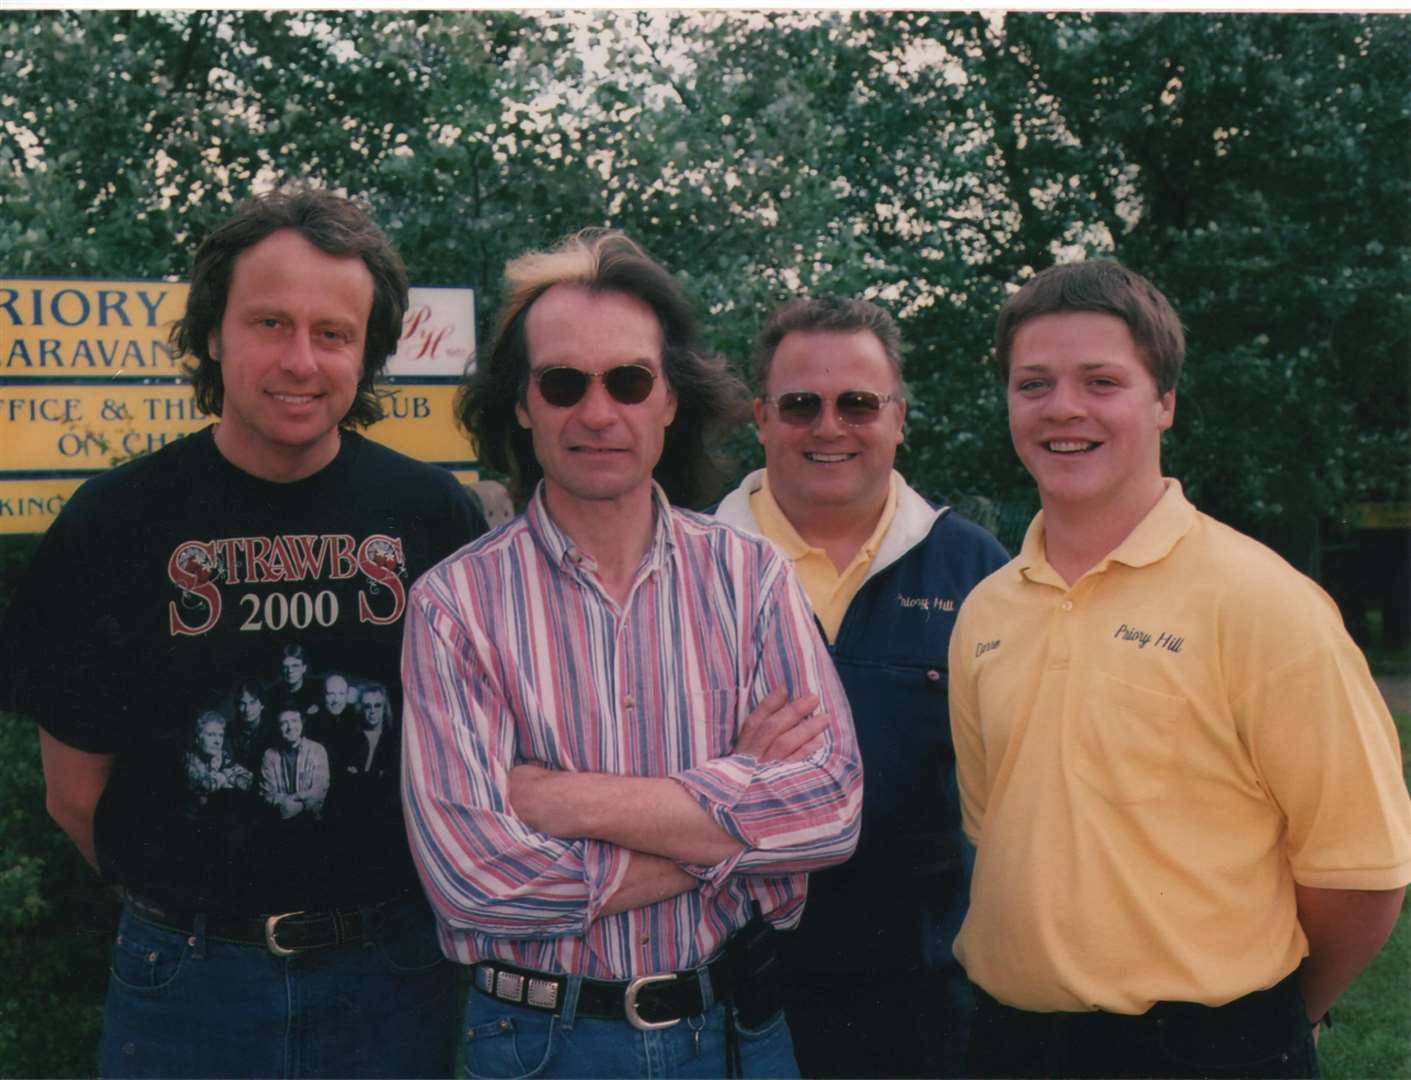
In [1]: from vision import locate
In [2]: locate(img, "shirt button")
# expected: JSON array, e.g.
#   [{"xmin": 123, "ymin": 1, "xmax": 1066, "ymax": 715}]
[
  {"xmin": 623, "ymin": 694, "xmax": 636, "ymax": 708},
  {"xmin": 640, "ymin": 934, "xmax": 650, "ymax": 945},
  {"xmin": 1061, "ymin": 600, "xmax": 1074, "ymax": 611},
  {"xmin": 926, "ymin": 669, "xmax": 942, "ymax": 682}
]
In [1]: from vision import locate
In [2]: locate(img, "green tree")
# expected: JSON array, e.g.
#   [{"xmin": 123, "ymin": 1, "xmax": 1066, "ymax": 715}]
[{"xmin": 996, "ymin": 13, "xmax": 1411, "ymax": 548}]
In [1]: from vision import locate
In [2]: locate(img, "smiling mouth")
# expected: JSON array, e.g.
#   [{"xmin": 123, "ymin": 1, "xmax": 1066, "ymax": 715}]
[
  {"xmin": 1045, "ymin": 440, "xmax": 1100, "ymax": 454},
  {"xmin": 805, "ymin": 452, "xmax": 858, "ymax": 463},
  {"xmin": 270, "ymin": 392, "xmax": 320, "ymax": 405}
]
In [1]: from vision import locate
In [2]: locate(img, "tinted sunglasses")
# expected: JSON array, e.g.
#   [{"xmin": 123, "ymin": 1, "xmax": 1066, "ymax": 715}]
[
  {"xmin": 763, "ymin": 390, "xmax": 900, "ymax": 427},
  {"xmin": 531, "ymin": 364, "xmax": 657, "ymax": 408}
]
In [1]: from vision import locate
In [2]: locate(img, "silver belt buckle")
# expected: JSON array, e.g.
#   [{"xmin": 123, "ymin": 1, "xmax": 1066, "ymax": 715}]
[
  {"xmin": 624, "ymin": 972, "xmax": 680, "ymax": 1031},
  {"xmin": 264, "ymin": 911, "xmax": 305, "ymax": 957}
]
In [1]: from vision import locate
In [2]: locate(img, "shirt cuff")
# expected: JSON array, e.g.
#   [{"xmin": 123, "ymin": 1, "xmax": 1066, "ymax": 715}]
[{"xmin": 580, "ymin": 838, "xmax": 631, "ymax": 931}]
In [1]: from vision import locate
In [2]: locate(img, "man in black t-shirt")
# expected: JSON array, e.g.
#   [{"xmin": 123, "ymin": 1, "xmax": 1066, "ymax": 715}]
[{"xmin": 0, "ymin": 188, "xmax": 486, "ymax": 1079}]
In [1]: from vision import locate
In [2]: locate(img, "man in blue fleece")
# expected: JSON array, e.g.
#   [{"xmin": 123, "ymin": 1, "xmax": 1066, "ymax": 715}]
[{"xmin": 714, "ymin": 296, "xmax": 1009, "ymax": 1078}]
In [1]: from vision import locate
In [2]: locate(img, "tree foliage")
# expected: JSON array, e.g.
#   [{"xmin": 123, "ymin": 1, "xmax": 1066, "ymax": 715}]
[
  {"xmin": 6, "ymin": 10, "xmax": 1405, "ymax": 530},
  {"xmin": 998, "ymin": 14, "xmax": 1411, "ymax": 537},
  {"xmin": 4, "ymin": 10, "xmax": 1405, "ymax": 523},
  {"xmin": 1, "ymin": 11, "xmax": 1407, "ymax": 1074}
]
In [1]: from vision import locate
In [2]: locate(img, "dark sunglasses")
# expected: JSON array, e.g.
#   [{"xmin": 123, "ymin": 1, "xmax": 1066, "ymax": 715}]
[
  {"xmin": 531, "ymin": 364, "xmax": 657, "ymax": 408},
  {"xmin": 763, "ymin": 390, "xmax": 900, "ymax": 427}
]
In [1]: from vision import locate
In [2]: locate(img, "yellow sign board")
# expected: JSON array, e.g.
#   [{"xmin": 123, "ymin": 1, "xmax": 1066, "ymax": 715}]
[
  {"xmin": 2, "ymin": 279, "xmax": 186, "ymax": 376},
  {"xmin": 0, "ymin": 384, "xmax": 468, "ymax": 472},
  {"xmin": 1, "ymin": 278, "xmax": 473, "ymax": 378},
  {"xmin": 1, "ymin": 277, "xmax": 477, "ymax": 534},
  {"xmin": 0, "ymin": 477, "xmax": 87, "ymax": 531}
]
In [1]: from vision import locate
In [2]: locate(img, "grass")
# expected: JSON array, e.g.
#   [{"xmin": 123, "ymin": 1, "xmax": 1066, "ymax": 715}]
[{"xmin": 1320, "ymin": 706, "xmax": 1411, "ymax": 1080}]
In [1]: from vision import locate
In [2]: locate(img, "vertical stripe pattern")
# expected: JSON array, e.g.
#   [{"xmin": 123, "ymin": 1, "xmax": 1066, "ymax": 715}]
[{"xmin": 401, "ymin": 484, "xmax": 861, "ymax": 978}]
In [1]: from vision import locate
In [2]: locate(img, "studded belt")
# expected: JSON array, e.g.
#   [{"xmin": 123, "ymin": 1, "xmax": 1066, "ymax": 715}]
[{"xmin": 471, "ymin": 955, "xmax": 737, "ymax": 1032}]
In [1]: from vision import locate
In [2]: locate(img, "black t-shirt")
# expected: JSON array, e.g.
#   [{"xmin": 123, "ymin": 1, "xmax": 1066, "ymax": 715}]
[{"xmin": 1, "ymin": 426, "xmax": 488, "ymax": 914}]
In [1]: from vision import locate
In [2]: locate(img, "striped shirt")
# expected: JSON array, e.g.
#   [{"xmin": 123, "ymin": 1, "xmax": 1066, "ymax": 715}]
[{"xmin": 401, "ymin": 483, "xmax": 862, "ymax": 978}]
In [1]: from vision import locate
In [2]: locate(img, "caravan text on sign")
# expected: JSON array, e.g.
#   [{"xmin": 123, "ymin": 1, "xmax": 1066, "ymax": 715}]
[{"xmin": 2, "ymin": 281, "xmax": 184, "ymax": 374}]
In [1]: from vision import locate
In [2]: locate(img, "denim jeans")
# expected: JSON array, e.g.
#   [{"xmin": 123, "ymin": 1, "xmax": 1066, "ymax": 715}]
[
  {"xmin": 97, "ymin": 894, "xmax": 457, "ymax": 1078},
  {"xmin": 459, "ymin": 978, "xmax": 800, "ymax": 1079}
]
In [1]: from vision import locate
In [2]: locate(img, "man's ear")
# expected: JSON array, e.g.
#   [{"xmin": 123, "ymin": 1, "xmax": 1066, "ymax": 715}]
[
  {"xmin": 752, "ymin": 398, "xmax": 767, "ymax": 445},
  {"xmin": 1157, "ymin": 389, "xmax": 1176, "ymax": 433},
  {"xmin": 208, "ymin": 332, "xmax": 220, "ymax": 362}
]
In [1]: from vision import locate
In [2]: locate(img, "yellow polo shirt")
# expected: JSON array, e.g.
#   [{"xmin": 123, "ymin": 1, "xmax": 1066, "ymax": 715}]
[
  {"xmin": 949, "ymin": 480, "xmax": 1411, "ymax": 1014},
  {"xmin": 750, "ymin": 474, "xmax": 897, "ymax": 643}
]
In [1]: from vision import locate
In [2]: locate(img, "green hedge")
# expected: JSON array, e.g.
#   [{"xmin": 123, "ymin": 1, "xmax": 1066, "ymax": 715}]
[{"xmin": 0, "ymin": 712, "xmax": 111, "ymax": 1078}]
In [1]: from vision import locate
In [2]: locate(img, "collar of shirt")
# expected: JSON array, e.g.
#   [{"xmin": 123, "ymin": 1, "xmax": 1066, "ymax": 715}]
[
  {"xmin": 749, "ymin": 473, "xmax": 898, "ymax": 643},
  {"xmin": 525, "ymin": 480, "xmax": 677, "ymax": 580},
  {"xmin": 1017, "ymin": 478, "xmax": 1199, "ymax": 588}
]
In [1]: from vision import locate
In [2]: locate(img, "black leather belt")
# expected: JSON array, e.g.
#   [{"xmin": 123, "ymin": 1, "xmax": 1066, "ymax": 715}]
[
  {"xmin": 123, "ymin": 891, "xmax": 400, "ymax": 957},
  {"xmin": 471, "ymin": 954, "xmax": 738, "ymax": 1032}
]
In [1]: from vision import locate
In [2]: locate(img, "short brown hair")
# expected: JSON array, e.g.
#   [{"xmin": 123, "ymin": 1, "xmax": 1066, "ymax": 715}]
[
  {"xmin": 993, "ymin": 259, "xmax": 1186, "ymax": 395},
  {"xmin": 753, "ymin": 295, "xmax": 905, "ymax": 392},
  {"xmin": 172, "ymin": 187, "xmax": 409, "ymax": 428},
  {"xmin": 456, "ymin": 229, "xmax": 748, "ymax": 507}
]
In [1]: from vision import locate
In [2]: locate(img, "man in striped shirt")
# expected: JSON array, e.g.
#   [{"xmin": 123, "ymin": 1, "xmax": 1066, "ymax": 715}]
[{"xmin": 401, "ymin": 230, "xmax": 863, "ymax": 1078}]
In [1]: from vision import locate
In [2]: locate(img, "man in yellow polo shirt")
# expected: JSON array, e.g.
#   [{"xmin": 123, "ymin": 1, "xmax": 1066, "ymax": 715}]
[
  {"xmin": 715, "ymin": 296, "xmax": 1009, "ymax": 1077},
  {"xmin": 949, "ymin": 259, "xmax": 1411, "ymax": 1078}
]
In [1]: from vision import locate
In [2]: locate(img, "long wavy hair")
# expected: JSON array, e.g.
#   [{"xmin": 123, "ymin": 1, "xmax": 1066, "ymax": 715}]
[{"xmin": 456, "ymin": 229, "xmax": 749, "ymax": 507}]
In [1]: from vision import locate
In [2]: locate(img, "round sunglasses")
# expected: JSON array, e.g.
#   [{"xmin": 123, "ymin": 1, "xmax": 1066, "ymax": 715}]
[
  {"xmin": 531, "ymin": 364, "xmax": 657, "ymax": 408},
  {"xmin": 762, "ymin": 390, "xmax": 900, "ymax": 427}
]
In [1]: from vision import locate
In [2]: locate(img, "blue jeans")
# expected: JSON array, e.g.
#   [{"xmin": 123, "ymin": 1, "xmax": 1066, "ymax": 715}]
[
  {"xmin": 460, "ymin": 977, "xmax": 800, "ymax": 1079},
  {"xmin": 97, "ymin": 895, "xmax": 457, "ymax": 1078}
]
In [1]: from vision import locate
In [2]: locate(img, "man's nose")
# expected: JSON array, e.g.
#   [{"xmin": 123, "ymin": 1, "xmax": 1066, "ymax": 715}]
[
  {"xmin": 280, "ymin": 332, "xmax": 319, "ymax": 378},
  {"xmin": 1042, "ymin": 379, "xmax": 1085, "ymax": 420},
  {"xmin": 811, "ymin": 399, "xmax": 847, "ymax": 436},
  {"xmin": 575, "ymin": 377, "xmax": 618, "ymax": 427}
]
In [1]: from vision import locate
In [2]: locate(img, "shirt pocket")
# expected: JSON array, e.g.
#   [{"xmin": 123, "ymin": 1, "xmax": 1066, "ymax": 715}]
[{"xmin": 1074, "ymin": 674, "xmax": 1187, "ymax": 805}]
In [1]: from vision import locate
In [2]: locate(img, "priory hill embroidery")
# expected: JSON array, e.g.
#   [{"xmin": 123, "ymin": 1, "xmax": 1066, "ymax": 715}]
[
  {"xmin": 1113, "ymin": 622, "xmax": 1185, "ymax": 653},
  {"xmin": 896, "ymin": 593, "xmax": 956, "ymax": 613}
]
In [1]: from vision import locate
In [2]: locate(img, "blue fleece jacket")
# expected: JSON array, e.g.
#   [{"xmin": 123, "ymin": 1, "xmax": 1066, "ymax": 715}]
[{"xmin": 715, "ymin": 469, "xmax": 1009, "ymax": 973}]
